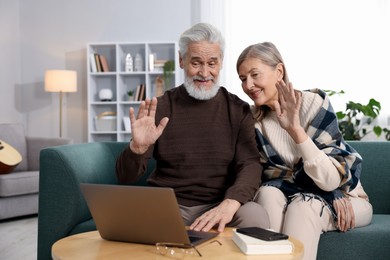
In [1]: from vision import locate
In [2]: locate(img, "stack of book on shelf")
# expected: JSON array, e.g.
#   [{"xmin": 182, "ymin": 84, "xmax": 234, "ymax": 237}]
[
  {"xmin": 134, "ymin": 84, "xmax": 146, "ymax": 101},
  {"xmin": 232, "ymin": 229, "xmax": 293, "ymax": 255},
  {"xmin": 152, "ymin": 59, "xmax": 167, "ymax": 72},
  {"xmin": 90, "ymin": 53, "xmax": 110, "ymax": 72}
]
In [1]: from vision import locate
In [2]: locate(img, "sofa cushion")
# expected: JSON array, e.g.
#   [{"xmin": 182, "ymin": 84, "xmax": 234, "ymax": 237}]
[
  {"xmin": 0, "ymin": 124, "xmax": 28, "ymax": 171},
  {"xmin": 0, "ymin": 193, "xmax": 38, "ymax": 219},
  {"xmin": 0, "ymin": 171, "xmax": 39, "ymax": 197},
  {"xmin": 26, "ymin": 136, "xmax": 73, "ymax": 171},
  {"xmin": 318, "ymin": 214, "xmax": 390, "ymax": 260}
]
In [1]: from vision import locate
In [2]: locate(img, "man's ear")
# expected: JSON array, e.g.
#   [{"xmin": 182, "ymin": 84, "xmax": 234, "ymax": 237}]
[{"xmin": 179, "ymin": 51, "xmax": 184, "ymax": 69}]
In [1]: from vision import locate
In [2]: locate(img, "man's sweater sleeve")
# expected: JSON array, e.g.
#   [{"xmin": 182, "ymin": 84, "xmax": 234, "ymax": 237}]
[{"xmin": 115, "ymin": 145, "xmax": 151, "ymax": 184}]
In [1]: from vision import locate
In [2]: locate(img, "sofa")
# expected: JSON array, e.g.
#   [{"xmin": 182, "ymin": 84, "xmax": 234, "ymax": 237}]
[
  {"xmin": 0, "ymin": 123, "xmax": 72, "ymax": 220},
  {"xmin": 37, "ymin": 141, "xmax": 390, "ymax": 260}
]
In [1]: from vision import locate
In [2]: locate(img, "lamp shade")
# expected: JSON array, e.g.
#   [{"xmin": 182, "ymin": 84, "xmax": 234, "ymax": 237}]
[{"xmin": 45, "ymin": 70, "xmax": 77, "ymax": 92}]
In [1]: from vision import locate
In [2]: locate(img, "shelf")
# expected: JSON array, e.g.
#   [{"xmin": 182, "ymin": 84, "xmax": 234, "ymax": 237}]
[{"xmin": 87, "ymin": 42, "xmax": 180, "ymax": 142}]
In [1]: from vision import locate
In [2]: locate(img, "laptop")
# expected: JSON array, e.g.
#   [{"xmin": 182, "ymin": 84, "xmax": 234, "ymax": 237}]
[{"xmin": 80, "ymin": 183, "xmax": 218, "ymax": 247}]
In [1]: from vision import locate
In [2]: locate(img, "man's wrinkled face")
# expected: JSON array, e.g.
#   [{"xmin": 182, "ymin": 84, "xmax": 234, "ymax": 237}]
[{"xmin": 180, "ymin": 41, "xmax": 222, "ymax": 100}]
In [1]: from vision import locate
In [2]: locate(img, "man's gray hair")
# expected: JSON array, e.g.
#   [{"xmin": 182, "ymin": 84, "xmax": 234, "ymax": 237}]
[{"xmin": 178, "ymin": 23, "xmax": 225, "ymax": 60}]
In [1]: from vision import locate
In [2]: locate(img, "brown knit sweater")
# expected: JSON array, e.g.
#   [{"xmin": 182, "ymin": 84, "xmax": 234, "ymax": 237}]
[{"xmin": 116, "ymin": 85, "xmax": 262, "ymax": 206}]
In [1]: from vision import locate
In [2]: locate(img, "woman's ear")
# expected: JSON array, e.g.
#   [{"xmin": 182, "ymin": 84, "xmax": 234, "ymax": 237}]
[{"xmin": 276, "ymin": 63, "xmax": 284, "ymax": 81}]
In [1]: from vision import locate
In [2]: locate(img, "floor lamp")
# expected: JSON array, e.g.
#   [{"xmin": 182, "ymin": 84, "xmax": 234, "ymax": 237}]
[{"xmin": 44, "ymin": 70, "xmax": 77, "ymax": 137}]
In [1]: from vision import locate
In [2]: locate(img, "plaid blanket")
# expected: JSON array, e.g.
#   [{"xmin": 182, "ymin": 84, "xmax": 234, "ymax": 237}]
[{"xmin": 255, "ymin": 88, "xmax": 362, "ymax": 217}]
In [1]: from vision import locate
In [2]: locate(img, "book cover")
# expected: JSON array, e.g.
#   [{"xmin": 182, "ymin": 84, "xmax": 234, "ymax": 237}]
[
  {"xmin": 232, "ymin": 229, "xmax": 293, "ymax": 255},
  {"xmin": 94, "ymin": 53, "xmax": 102, "ymax": 72},
  {"xmin": 134, "ymin": 85, "xmax": 141, "ymax": 101},
  {"xmin": 90, "ymin": 53, "xmax": 97, "ymax": 72},
  {"xmin": 99, "ymin": 55, "xmax": 110, "ymax": 72},
  {"xmin": 139, "ymin": 84, "xmax": 145, "ymax": 101}
]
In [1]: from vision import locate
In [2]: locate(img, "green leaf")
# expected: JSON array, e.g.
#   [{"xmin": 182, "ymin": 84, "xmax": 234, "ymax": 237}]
[
  {"xmin": 323, "ymin": 89, "xmax": 345, "ymax": 96},
  {"xmin": 383, "ymin": 128, "xmax": 390, "ymax": 140},
  {"xmin": 326, "ymin": 90, "xmax": 386, "ymax": 141},
  {"xmin": 336, "ymin": 111, "xmax": 345, "ymax": 120},
  {"xmin": 163, "ymin": 60, "xmax": 175, "ymax": 89},
  {"xmin": 373, "ymin": 126, "xmax": 382, "ymax": 137}
]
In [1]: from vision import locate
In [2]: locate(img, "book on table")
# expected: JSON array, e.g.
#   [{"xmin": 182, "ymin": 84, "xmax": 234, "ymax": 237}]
[{"xmin": 232, "ymin": 229, "xmax": 293, "ymax": 255}]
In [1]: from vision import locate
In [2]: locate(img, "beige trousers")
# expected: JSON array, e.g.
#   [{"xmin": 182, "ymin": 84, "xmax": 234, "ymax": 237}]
[
  {"xmin": 255, "ymin": 186, "xmax": 373, "ymax": 260},
  {"xmin": 180, "ymin": 201, "xmax": 270, "ymax": 229}
]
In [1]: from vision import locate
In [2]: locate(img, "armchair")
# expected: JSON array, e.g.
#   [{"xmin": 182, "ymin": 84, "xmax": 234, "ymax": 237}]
[{"xmin": 37, "ymin": 142, "xmax": 153, "ymax": 260}]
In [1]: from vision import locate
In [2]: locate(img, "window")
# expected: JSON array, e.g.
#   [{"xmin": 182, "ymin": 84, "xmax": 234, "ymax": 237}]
[{"xmin": 223, "ymin": 0, "xmax": 390, "ymax": 125}]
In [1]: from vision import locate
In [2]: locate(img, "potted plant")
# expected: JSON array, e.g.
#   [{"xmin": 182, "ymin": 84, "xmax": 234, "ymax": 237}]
[
  {"xmin": 324, "ymin": 89, "xmax": 390, "ymax": 140},
  {"xmin": 127, "ymin": 90, "xmax": 134, "ymax": 101},
  {"xmin": 163, "ymin": 60, "xmax": 175, "ymax": 90}
]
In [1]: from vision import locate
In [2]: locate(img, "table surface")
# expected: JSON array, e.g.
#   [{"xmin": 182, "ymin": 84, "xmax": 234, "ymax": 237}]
[{"xmin": 52, "ymin": 228, "xmax": 303, "ymax": 259}]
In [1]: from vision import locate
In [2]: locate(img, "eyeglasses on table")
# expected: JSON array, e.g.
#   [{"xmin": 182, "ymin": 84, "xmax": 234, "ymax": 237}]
[{"xmin": 155, "ymin": 240, "xmax": 222, "ymax": 258}]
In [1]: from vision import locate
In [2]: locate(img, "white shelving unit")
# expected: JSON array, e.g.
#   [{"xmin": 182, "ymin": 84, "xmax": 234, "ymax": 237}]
[{"xmin": 87, "ymin": 42, "xmax": 181, "ymax": 142}]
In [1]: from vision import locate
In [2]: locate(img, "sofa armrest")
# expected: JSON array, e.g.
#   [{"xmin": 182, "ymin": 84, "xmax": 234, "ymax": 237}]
[
  {"xmin": 347, "ymin": 141, "xmax": 390, "ymax": 214},
  {"xmin": 37, "ymin": 142, "xmax": 127, "ymax": 260},
  {"xmin": 26, "ymin": 136, "xmax": 73, "ymax": 171}
]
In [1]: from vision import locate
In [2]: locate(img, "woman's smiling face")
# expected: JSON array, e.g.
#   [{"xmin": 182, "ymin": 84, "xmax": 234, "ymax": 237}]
[{"xmin": 238, "ymin": 58, "xmax": 283, "ymax": 110}]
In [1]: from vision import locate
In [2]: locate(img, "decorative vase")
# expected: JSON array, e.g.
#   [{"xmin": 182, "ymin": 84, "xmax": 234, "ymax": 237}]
[
  {"xmin": 125, "ymin": 53, "xmax": 133, "ymax": 72},
  {"xmin": 134, "ymin": 53, "xmax": 143, "ymax": 72},
  {"xmin": 99, "ymin": 89, "xmax": 113, "ymax": 101}
]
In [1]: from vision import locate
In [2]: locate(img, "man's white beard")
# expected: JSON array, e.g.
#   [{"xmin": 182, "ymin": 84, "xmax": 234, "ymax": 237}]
[{"xmin": 184, "ymin": 75, "xmax": 220, "ymax": 100}]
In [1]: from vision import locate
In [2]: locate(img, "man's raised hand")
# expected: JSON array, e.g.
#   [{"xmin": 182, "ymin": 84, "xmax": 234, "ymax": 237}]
[{"xmin": 129, "ymin": 97, "xmax": 169, "ymax": 154}]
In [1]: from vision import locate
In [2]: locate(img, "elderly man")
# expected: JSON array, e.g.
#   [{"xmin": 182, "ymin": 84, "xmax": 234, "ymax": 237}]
[{"xmin": 116, "ymin": 23, "xmax": 269, "ymax": 233}]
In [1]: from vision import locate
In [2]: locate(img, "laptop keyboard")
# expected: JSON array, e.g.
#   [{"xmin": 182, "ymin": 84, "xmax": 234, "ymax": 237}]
[
  {"xmin": 189, "ymin": 235, "xmax": 203, "ymax": 243},
  {"xmin": 187, "ymin": 229, "xmax": 217, "ymax": 244}
]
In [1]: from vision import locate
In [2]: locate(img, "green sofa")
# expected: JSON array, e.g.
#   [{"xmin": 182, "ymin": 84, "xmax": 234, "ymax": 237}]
[{"xmin": 37, "ymin": 141, "xmax": 390, "ymax": 260}]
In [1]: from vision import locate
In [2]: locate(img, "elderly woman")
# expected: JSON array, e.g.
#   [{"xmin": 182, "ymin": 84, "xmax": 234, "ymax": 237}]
[{"xmin": 236, "ymin": 42, "xmax": 373, "ymax": 260}]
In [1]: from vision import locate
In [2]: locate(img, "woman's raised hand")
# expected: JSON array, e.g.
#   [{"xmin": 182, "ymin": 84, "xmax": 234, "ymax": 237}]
[{"xmin": 274, "ymin": 80, "xmax": 306, "ymax": 144}]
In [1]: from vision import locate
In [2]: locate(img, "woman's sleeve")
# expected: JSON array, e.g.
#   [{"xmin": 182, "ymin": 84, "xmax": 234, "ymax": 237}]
[{"xmin": 297, "ymin": 137, "xmax": 341, "ymax": 191}]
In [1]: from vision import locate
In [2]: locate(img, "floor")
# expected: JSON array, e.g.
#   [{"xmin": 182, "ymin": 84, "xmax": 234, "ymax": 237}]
[{"xmin": 0, "ymin": 215, "xmax": 38, "ymax": 260}]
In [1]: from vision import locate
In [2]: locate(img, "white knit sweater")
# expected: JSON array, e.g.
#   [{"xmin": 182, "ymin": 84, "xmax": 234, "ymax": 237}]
[{"xmin": 254, "ymin": 91, "xmax": 367, "ymax": 199}]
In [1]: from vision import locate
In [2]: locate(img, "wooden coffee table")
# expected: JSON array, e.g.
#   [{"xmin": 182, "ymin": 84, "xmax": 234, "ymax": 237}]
[{"xmin": 52, "ymin": 228, "xmax": 303, "ymax": 259}]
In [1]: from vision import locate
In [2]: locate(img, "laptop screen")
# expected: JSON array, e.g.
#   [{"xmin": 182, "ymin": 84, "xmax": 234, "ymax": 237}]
[{"xmin": 80, "ymin": 183, "xmax": 218, "ymax": 246}]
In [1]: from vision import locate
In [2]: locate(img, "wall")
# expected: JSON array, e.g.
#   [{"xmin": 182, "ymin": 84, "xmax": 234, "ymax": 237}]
[
  {"xmin": 1, "ymin": 0, "xmax": 192, "ymax": 143},
  {"xmin": 0, "ymin": 0, "xmax": 22, "ymax": 124},
  {"xmin": 4, "ymin": 0, "xmax": 389, "ymax": 143}
]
